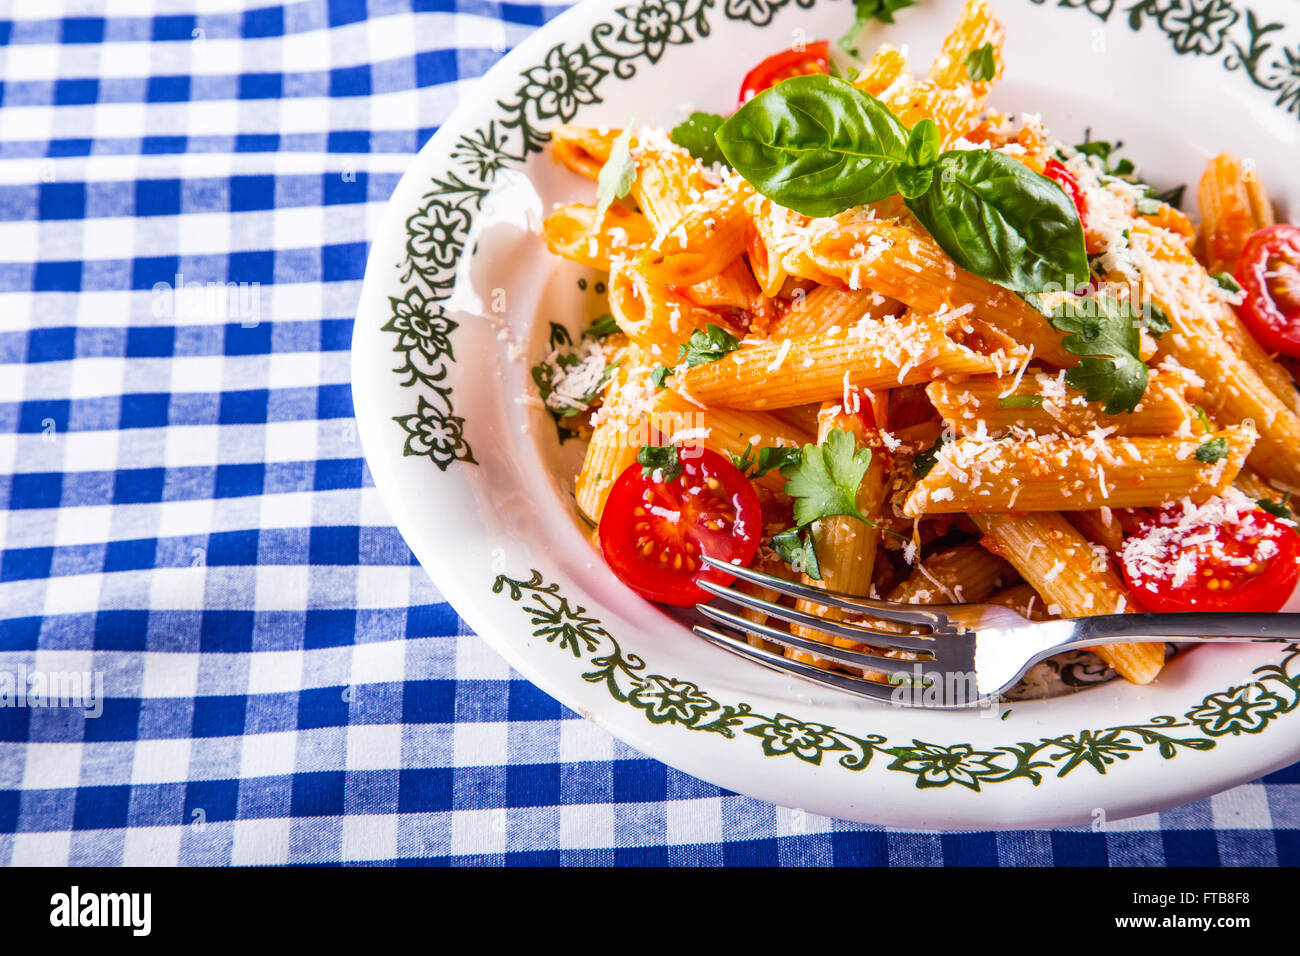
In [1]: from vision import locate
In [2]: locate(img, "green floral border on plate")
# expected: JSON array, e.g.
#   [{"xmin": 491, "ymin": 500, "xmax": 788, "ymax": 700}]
[
  {"xmin": 496, "ymin": 570, "xmax": 1300, "ymax": 790},
  {"xmin": 1038, "ymin": 0, "xmax": 1300, "ymax": 112},
  {"xmin": 381, "ymin": 0, "xmax": 1300, "ymax": 788}
]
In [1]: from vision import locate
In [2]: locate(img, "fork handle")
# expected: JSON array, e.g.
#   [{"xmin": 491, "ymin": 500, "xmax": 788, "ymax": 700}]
[{"xmin": 1070, "ymin": 613, "xmax": 1300, "ymax": 645}]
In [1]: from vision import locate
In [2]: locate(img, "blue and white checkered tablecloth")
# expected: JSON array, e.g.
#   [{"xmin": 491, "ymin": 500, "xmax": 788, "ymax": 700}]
[{"xmin": 1, "ymin": 0, "xmax": 1297, "ymax": 867}]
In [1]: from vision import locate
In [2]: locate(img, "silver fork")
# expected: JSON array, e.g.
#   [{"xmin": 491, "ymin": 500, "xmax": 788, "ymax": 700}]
[{"xmin": 693, "ymin": 556, "xmax": 1300, "ymax": 708}]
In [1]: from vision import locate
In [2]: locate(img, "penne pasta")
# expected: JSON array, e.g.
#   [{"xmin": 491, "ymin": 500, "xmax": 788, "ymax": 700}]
[
  {"xmin": 785, "ymin": 212, "xmax": 1080, "ymax": 367},
  {"xmin": 636, "ymin": 178, "xmax": 753, "ymax": 287},
  {"xmin": 542, "ymin": 203, "xmax": 655, "ymax": 270},
  {"xmin": 974, "ymin": 512, "xmax": 1164, "ymax": 684},
  {"xmin": 772, "ymin": 283, "xmax": 898, "ymax": 338},
  {"xmin": 608, "ymin": 260, "xmax": 726, "ymax": 360},
  {"xmin": 575, "ymin": 374, "xmax": 812, "ymax": 522},
  {"xmin": 676, "ymin": 311, "xmax": 1025, "ymax": 410},
  {"xmin": 886, "ymin": 542, "xmax": 1015, "ymax": 605},
  {"xmin": 1196, "ymin": 152, "xmax": 1275, "ymax": 274},
  {"xmin": 926, "ymin": 369, "xmax": 1195, "ymax": 437},
  {"xmin": 927, "ymin": 0, "xmax": 1004, "ymax": 91},
  {"xmin": 852, "ymin": 0, "xmax": 1003, "ymax": 147},
  {"xmin": 791, "ymin": 399, "xmax": 890, "ymax": 666},
  {"xmin": 550, "ymin": 124, "xmax": 619, "ymax": 179},
  {"xmin": 540, "ymin": 0, "xmax": 1300, "ymax": 698},
  {"xmin": 1122, "ymin": 221, "xmax": 1300, "ymax": 485},
  {"xmin": 1067, "ymin": 509, "xmax": 1126, "ymax": 554},
  {"xmin": 680, "ymin": 259, "xmax": 772, "ymax": 331},
  {"xmin": 628, "ymin": 131, "xmax": 714, "ymax": 231},
  {"xmin": 904, "ymin": 425, "xmax": 1256, "ymax": 515}
]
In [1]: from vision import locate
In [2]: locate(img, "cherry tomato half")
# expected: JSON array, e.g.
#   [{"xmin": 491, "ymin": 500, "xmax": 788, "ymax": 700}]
[
  {"xmin": 739, "ymin": 41, "xmax": 830, "ymax": 104},
  {"xmin": 1119, "ymin": 503, "xmax": 1300, "ymax": 613},
  {"xmin": 1234, "ymin": 224, "xmax": 1300, "ymax": 358},
  {"xmin": 1044, "ymin": 159, "xmax": 1094, "ymax": 253},
  {"xmin": 598, "ymin": 446, "xmax": 762, "ymax": 607}
]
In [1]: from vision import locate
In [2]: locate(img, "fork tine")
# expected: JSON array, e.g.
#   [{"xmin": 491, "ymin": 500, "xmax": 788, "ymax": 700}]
[
  {"xmin": 692, "ymin": 625, "xmax": 906, "ymax": 703},
  {"xmin": 701, "ymin": 556, "xmax": 958, "ymax": 630},
  {"xmin": 696, "ymin": 604, "xmax": 927, "ymax": 671},
  {"xmin": 696, "ymin": 580, "xmax": 944, "ymax": 655}
]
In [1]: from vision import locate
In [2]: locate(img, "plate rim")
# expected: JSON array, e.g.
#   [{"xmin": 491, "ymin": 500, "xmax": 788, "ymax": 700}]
[{"xmin": 352, "ymin": 0, "xmax": 1300, "ymax": 828}]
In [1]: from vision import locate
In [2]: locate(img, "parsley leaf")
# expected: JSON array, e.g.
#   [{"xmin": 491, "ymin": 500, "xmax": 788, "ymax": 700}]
[
  {"xmin": 1144, "ymin": 302, "xmax": 1171, "ymax": 338},
  {"xmin": 678, "ymin": 324, "xmax": 741, "ymax": 367},
  {"xmin": 1193, "ymin": 405, "xmax": 1212, "ymax": 433},
  {"xmin": 1258, "ymin": 494, "xmax": 1293, "ymax": 520},
  {"xmin": 1194, "ymin": 437, "xmax": 1228, "ymax": 464},
  {"xmin": 636, "ymin": 444, "xmax": 683, "ymax": 482},
  {"xmin": 912, "ymin": 435, "xmax": 947, "ymax": 478},
  {"xmin": 1211, "ymin": 271, "xmax": 1243, "ymax": 294},
  {"xmin": 669, "ymin": 112, "xmax": 728, "ymax": 168},
  {"xmin": 530, "ymin": 362, "xmax": 553, "ymax": 400},
  {"xmin": 649, "ymin": 365, "xmax": 672, "ymax": 388},
  {"xmin": 1069, "ymin": 134, "xmax": 1186, "ymax": 211},
  {"xmin": 594, "ymin": 127, "xmax": 636, "ymax": 223},
  {"xmin": 531, "ymin": 345, "xmax": 619, "ymax": 442},
  {"xmin": 585, "ymin": 313, "xmax": 619, "ymax": 338},
  {"xmin": 780, "ymin": 428, "xmax": 873, "ymax": 527},
  {"xmin": 730, "ymin": 443, "xmax": 802, "ymax": 479},
  {"xmin": 998, "ymin": 395, "xmax": 1043, "ymax": 409},
  {"xmin": 963, "ymin": 43, "xmax": 996, "ymax": 82},
  {"xmin": 839, "ymin": 0, "xmax": 918, "ymax": 54},
  {"xmin": 1073, "ymin": 139, "xmax": 1134, "ymax": 178},
  {"xmin": 1046, "ymin": 294, "xmax": 1150, "ymax": 414},
  {"xmin": 772, "ymin": 527, "xmax": 822, "ymax": 580}
]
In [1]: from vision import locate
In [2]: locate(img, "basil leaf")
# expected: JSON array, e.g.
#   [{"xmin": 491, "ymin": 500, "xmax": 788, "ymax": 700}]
[
  {"xmin": 715, "ymin": 75, "xmax": 909, "ymax": 218},
  {"xmin": 905, "ymin": 150, "xmax": 1088, "ymax": 293},
  {"xmin": 897, "ymin": 119, "xmax": 939, "ymax": 199},
  {"xmin": 895, "ymin": 164, "xmax": 934, "ymax": 200},
  {"xmin": 1194, "ymin": 437, "xmax": 1228, "ymax": 464},
  {"xmin": 649, "ymin": 365, "xmax": 672, "ymax": 388},
  {"xmin": 594, "ymin": 128, "xmax": 636, "ymax": 222},
  {"xmin": 670, "ymin": 112, "xmax": 728, "ymax": 168},
  {"xmin": 905, "ymin": 119, "xmax": 940, "ymax": 168},
  {"xmin": 963, "ymin": 43, "xmax": 996, "ymax": 82}
]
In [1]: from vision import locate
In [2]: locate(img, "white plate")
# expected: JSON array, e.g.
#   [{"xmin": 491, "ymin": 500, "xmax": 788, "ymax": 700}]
[{"xmin": 352, "ymin": 0, "xmax": 1300, "ymax": 828}]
